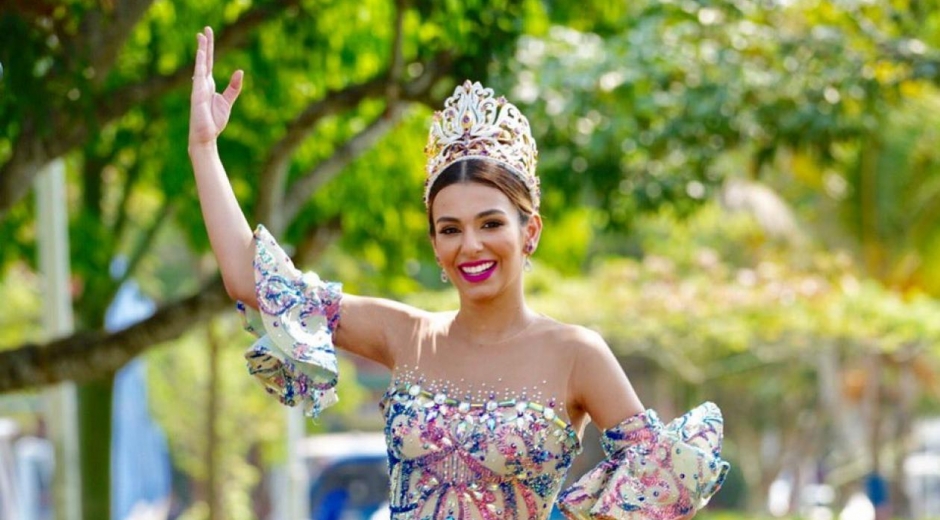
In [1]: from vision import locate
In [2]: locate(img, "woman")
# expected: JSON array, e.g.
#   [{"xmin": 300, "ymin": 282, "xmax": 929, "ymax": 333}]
[{"xmin": 189, "ymin": 27, "xmax": 728, "ymax": 520}]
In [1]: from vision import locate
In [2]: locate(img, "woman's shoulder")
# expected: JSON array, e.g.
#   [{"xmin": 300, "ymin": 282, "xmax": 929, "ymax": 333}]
[{"xmin": 533, "ymin": 315, "xmax": 608, "ymax": 355}]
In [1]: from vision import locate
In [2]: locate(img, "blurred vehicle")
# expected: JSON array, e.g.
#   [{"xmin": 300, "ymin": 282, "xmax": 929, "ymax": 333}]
[
  {"xmin": 297, "ymin": 432, "xmax": 570, "ymax": 520},
  {"xmin": 299, "ymin": 432, "xmax": 388, "ymax": 520}
]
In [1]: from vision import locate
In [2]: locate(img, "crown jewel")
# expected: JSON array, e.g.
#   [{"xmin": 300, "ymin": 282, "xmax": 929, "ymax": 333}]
[{"xmin": 424, "ymin": 80, "xmax": 540, "ymax": 209}]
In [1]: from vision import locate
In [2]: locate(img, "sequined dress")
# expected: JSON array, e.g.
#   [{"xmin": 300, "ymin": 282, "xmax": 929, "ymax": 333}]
[{"xmin": 241, "ymin": 226, "xmax": 729, "ymax": 519}]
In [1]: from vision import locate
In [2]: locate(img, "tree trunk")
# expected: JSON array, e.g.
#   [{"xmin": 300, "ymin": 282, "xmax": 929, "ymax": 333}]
[
  {"xmin": 78, "ymin": 377, "xmax": 113, "ymax": 520},
  {"xmin": 891, "ymin": 354, "xmax": 918, "ymax": 518},
  {"xmin": 207, "ymin": 320, "xmax": 222, "ymax": 520},
  {"xmin": 867, "ymin": 353, "xmax": 882, "ymax": 475}
]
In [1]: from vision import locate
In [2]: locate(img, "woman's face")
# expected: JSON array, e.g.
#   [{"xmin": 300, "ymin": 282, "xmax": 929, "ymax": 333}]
[{"xmin": 430, "ymin": 182, "xmax": 541, "ymax": 303}]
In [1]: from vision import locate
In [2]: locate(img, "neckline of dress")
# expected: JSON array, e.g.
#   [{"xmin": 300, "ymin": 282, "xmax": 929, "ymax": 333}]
[{"xmin": 380, "ymin": 382, "xmax": 583, "ymax": 452}]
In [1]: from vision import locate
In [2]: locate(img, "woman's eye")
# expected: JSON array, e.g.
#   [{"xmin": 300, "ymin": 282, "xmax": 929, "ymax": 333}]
[
  {"xmin": 439, "ymin": 227, "xmax": 459, "ymax": 235},
  {"xmin": 483, "ymin": 220, "xmax": 504, "ymax": 229}
]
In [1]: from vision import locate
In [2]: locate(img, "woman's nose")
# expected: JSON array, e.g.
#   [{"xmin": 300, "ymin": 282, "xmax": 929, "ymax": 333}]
[{"xmin": 462, "ymin": 229, "xmax": 483, "ymax": 251}]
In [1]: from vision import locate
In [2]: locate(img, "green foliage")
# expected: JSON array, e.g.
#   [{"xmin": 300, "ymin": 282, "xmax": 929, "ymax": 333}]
[
  {"xmin": 496, "ymin": 0, "xmax": 939, "ymax": 236},
  {"xmin": 294, "ymin": 110, "xmax": 432, "ymax": 294},
  {"xmin": 147, "ymin": 313, "xmax": 371, "ymax": 518},
  {"xmin": 3, "ymin": 0, "xmax": 940, "ymax": 515},
  {"xmin": 0, "ymin": 263, "xmax": 43, "ymax": 348},
  {"xmin": 147, "ymin": 317, "xmax": 281, "ymax": 482}
]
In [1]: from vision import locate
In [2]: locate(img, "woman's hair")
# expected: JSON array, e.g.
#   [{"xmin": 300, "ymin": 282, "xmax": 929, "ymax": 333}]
[{"xmin": 426, "ymin": 159, "xmax": 535, "ymax": 235}]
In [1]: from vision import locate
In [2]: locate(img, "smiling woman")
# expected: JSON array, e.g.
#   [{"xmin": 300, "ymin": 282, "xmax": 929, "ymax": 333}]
[
  {"xmin": 188, "ymin": 25, "xmax": 729, "ymax": 519},
  {"xmin": 430, "ymin": 180, "xmax": 538, "ymax": 301}
]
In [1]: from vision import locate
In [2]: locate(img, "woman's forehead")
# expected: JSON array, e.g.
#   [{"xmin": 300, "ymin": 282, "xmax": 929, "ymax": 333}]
[{"xmin": 431, "ymin": 182, "xmax": 514, "ymax": 217}]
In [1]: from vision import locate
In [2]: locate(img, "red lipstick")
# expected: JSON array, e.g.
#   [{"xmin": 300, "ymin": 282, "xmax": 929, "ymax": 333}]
[{"xmin": 458, "ymin": 260, "xmax": 497, "ymax": 283}]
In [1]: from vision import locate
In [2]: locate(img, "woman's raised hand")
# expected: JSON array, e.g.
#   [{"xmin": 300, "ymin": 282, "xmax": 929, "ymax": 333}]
[{"xmin": 189, "ymin": 27, "xmax": 243, "ymax": 147}]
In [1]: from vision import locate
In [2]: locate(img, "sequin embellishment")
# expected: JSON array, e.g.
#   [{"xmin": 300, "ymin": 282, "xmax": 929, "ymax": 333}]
[
  {"xmin": 240, "ymin": 225, "xmax": 342, "ymax": 418},
  {"xmin": 557, "ymin": 403, "xmax": 730, "ymax": 519},
  {"xmin": 381, "ymin": 373, "xmax": 580, "ymax": 520}
]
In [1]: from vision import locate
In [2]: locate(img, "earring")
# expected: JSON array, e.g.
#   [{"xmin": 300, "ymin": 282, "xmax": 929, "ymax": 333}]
[
  {"xmin": 524, "ymin": 257, "xmax": 533, "ymax": 272},
  {"xmin": 441, "ymin": 269, "xmax": 449, "ymax": 283}
]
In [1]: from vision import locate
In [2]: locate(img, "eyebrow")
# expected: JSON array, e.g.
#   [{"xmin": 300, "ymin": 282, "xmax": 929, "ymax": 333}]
[{"xmin": 435, "ymin": 209, "xmax": 508, "ymax": 225}]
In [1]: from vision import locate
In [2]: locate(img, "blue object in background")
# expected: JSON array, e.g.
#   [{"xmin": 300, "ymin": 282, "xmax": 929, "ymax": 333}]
[
  {"xmin": 865, "ymin": 472, "xmax": 889, "ymax": 508},
  {"xmin": 106, "ymin": 268, "xmax": 172, "ymax": 520}
]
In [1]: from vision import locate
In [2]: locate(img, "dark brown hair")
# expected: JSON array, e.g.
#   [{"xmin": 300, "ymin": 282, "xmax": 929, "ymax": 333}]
[{"xmin": 427, "ymin": 159, "xmax": 535, "ymax": 235}]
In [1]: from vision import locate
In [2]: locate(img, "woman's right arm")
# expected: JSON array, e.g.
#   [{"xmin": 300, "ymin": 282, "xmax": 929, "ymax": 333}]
[
  {"xmin": 187, "ymin": 27, "xmax": 414, "ymax": 369},
  {"xmin": 188, "ymin": 26, "xmax": 255, "ymax": 305}
]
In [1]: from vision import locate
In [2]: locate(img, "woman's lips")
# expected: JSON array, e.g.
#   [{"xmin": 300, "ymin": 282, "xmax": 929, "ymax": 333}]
[{"xmin": 458, "ymin": 260, "xmax": 496, "ymax": 282}]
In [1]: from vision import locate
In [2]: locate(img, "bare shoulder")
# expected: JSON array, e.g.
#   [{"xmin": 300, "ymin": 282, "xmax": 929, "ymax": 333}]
[
  {"xmin": 335, "ymin": 294, "xmax": 433, "ymax": 368},
  {"xmin": 535, "ymin": 317, "xmax": 609, "ymax": 358},
  {"xmin": 531, "ymin": 318, "xmax": 614, "ymax": 381}
]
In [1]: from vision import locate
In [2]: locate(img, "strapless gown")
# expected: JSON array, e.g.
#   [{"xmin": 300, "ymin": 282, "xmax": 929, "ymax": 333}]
[{"xmin": 240, "ymin": 225, "xmax": 729, "ymax": 519}]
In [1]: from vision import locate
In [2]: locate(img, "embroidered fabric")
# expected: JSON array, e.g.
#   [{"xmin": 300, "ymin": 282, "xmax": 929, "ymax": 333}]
[
  {"xmin": 557, "ymin": 405, "xmax": 729, "ymax": 519},
  {"xmin": 240, "ymin": 225, "xmax": 342, "ymax": 418},
  {"xmin": 240, "ymin": 226, "xmax": 730, "ymax": 519},
  {"xmin": 381, "ymin": 371, "xmax": 581, "ymax": 519}
]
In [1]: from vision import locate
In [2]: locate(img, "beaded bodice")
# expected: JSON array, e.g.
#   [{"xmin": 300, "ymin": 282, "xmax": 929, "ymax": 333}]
[{"xmin": 380, "ymin": 372, "xmax": 581, "ymax": 520}]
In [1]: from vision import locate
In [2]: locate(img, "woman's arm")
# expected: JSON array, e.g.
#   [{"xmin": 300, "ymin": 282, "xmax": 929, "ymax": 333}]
[
  {"xmin": 188, "ymin": 27, "xmax": 255, "ymax": 304},
  {"xmin": 562, "ymin": 331, "xmax": 721, "ymax": 519},
  {"xmin": 187, "ymin": 27, "xmax": 416, "ymax": 368},
  {"xmin": 569, "ymin": 328, "xmax": 645, "ymax": 430},
  {"xmin": 334, "ymin": 295, "xmax": 425, "ymax": 368}
]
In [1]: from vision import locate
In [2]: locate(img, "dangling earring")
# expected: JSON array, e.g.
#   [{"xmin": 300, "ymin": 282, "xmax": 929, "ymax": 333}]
[
  {"xmin": 441, "ymin": 269, "xmax": 449, "ymax": 283},
  {"xmin": 524, "ymin": 257, "xmax": 533, "ymax": 272}
]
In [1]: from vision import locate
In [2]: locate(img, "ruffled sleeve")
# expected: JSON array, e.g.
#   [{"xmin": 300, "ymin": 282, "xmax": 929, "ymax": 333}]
[
  {"xmin": 238, "ymin": 224, "xmax": 343, "ymax": 418},
  {"xmin": 557, "ymin": 402, "xmax": 730, "ymax": 520}
]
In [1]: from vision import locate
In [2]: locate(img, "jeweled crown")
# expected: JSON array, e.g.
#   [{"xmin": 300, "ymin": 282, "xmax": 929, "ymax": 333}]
[{"xmin": 424, "ymin": 80, "xmax": 540, "ymax": 209}]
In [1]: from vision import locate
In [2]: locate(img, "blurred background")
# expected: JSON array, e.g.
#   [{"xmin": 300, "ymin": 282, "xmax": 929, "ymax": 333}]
[{"xmin": 1, "ymin": 0, "xmax": 940, "ymax": 519}]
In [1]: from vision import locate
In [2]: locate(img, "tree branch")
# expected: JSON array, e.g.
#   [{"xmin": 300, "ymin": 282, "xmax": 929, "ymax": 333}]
[
  {"xmin": 0, "ymin": 119, "xmax": 44, "ymax": 217},
  {"xmin": 76, "ymin": 0, "xmax": 157, "ymax": 86},
  {"xmin": 278, "ymin": 51, "xmax": 450, "ymax": 223},
  {"xmin": 98, "ymin": 0, "xmax": 303, "ymax": 124},
  {"xmin": 255, "ymin": 48, "xmax": 453, "ymax": 232},
  {"xmin": 0, "ymin": 0, "xmax": 301, "ymax": 218},
  {"xmin": 282, "ymin": 104, "xmax": 408, "ymax": 223},
  {"xmin": 0, "ymin": 277, "xmax": 231, "ymax": 392},
  {"xmin": 386, "ymin": 0, "xmax": 407, "ymax": 104},
  {"xmin": 254, "ymin": 75, "xmax": 390, "ymax": 233},
  {"xmin": 116, "ymin": 199, "xmax": 175, "ymax": 289},
  {"xmin": 112, "ymin": 157, "xmax": 144, "ymax": 243}
]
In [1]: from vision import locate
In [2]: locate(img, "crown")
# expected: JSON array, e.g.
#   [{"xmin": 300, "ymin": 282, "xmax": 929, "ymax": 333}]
[{"xmin": 424, "ymin": 80, "xmax": 540, "ymax": 209}]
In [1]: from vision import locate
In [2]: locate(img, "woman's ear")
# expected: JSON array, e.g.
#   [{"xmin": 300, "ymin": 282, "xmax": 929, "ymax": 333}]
[{"xmin": 524, "ymin": 213, "xmax": 543, "ymax": 253}]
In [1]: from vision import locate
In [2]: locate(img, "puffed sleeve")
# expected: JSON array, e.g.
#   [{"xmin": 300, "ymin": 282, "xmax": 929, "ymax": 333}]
[
  {"xmin": 557, "ymin": 402, "xmax": 730, "ymax": 520},
  {"xmin": 238, "ymin": 224, "xmax": 342, "ymax": 418}
]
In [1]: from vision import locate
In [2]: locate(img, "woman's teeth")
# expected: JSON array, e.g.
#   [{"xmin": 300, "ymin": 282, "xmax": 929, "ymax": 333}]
[{"xmin": 462, "ymin": 262, "xmax": 494, "ymax": 275}]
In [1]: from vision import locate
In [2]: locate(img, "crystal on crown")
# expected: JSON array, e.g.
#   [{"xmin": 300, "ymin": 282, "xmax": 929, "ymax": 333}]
[{"xmin": 424, "ymin": 80, "xmax": 540, "ymax": 209}]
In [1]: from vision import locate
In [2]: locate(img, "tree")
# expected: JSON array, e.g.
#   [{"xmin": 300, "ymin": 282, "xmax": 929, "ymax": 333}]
[
  {"xmin": 0, "ymin": 0, "xmax": 542, "ymax": 516},
  {"xmin": 3, "ymin": 0, "xmax": 940, "ymax": 516}
]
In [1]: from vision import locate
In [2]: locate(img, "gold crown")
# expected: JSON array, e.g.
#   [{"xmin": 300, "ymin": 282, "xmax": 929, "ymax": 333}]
[{"xmin": 424, "ymin": 80, "xmax": 539, "ymax": 209}]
